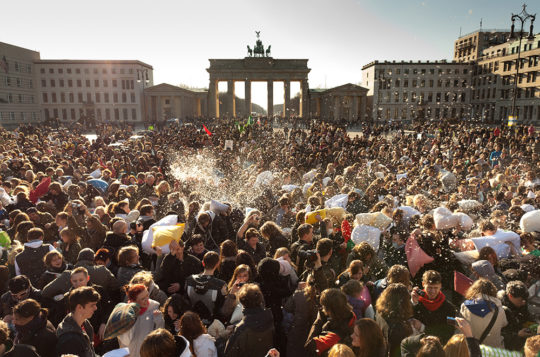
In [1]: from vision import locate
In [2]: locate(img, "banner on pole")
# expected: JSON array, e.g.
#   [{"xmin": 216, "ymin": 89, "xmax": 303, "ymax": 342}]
[{"xmin": 508, "ymin": 116, "xmax": 517, "ymax": 127}]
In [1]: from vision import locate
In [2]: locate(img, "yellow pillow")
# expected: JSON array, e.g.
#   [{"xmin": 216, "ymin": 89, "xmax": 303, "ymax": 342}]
[
  {"xmin": 151, "ymin": 224, "xmax": 185, "ymax": 248},
  {"xmin": 305, "ymin": 209, "xmax": 327, "ymax": 225}
]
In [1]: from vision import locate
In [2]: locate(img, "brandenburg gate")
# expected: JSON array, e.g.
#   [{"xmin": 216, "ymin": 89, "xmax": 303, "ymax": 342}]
[{"xmin": 207, "ymin": 32, "xmax": 310, "ymax": 118}]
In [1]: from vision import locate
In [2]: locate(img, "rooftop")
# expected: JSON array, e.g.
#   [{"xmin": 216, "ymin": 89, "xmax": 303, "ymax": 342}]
[{"xmin": 34, "ymin": 59, "xmax": 153, "ymax": 69}]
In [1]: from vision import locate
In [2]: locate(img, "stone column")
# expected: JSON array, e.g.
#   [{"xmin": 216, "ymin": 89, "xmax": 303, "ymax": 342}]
[
  {"xmin": 196, "ymin": 98, "xmax": 201, "ymax": 117},
  {"xmin": 227, "ymin": 80, "xmax": 235, "ymax": 117},
  {"xmin": 359, "ymin": 95, "xmax": 366, "ymax": 122},
  {"xmin": 333, "ymin": 96, "xmax": 340, "ymax": 122},
  {"xmin": 208, "ymin": 79, "xmax": 217, "ymax": 118},
  {"xmin": 300, "ymin": 80, "xmax": 309, "ymax": 118},
  {"xmin": 352, "ymin": 96, "xmax": 359, "ymax": 122},
  {"xmin": 244, "ymin": 80, "xmax": 251, "ymax": 117},
  {"xmin": 156, "ymin": 96, "xmax": 163, "ymax": 123},
  {"xmin": 283, "ymin": 80, "xmax": 290, "ymax": 118},
  {"xmin": 267, "ymin": 80, "xmax": 274, "ymax": 118}
]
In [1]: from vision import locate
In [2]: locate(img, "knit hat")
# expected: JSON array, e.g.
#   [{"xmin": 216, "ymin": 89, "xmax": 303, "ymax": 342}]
[{"xmin": 77, "ymin": 248, "xmax": 95, "ymax": 262}]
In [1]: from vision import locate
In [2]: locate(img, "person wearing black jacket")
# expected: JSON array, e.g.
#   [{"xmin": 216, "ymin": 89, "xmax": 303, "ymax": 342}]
[
  {"xmin": 260, "ymin": 221, "xmax": 289, "ymax": 257},
  {"xmin": 56, "ymin": 286, "xmax": 100, "ymax": 357},
  {"xmin": 0, "ymin": 276, "xmax": 43, "ymax": 320},
  {"xmin": 411, "ymin": 270, "xmax": 456, "ymax": 345},
  {"xmin": 237, "ymin": 228, "xmax": 266, "ymax": 265},
  {"xmin": 157, "ymin": 240, "xmax": 203, "ymax": 296},
  {"xmin": 501, "ymin": 281, "xmax": 534, "ymax": 351},
  {"xmin": 290, "ymin": 223, "xmax": 317, "ymax": 277},
  {"xmin": 11, "ymin": 299, "xmax": 56, "ymax": 357}
]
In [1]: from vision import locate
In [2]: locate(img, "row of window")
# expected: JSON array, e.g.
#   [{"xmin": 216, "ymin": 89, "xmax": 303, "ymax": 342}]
[
  {"xmin": 379, "ymin": 91, "xmax": 467, "ymax": 104},
  {"xmin": 378, "ymin": 78, "xmax": 468, "ymax": 89},
  {"xmin": 41, "ymin": 91, "xmax": 137, "ymax": 104},
  {"xmin": 41, "ymin": 78, "xmax": 136, "ymax": 90},
  {"xmin": 6, "ymin": 61, "xmax": 33, "ymax": 74},
  {"xmin": 371, "ymin": 67, "xmax": 469, "ymax": 78},
  {"xmin": 475, "ymin": 105, "xmax": 540, "ymax": 121},
  {"xmin": 377, "ymin": 106, "xmax": 467, "ymax": 120},
  {"xmin": 472, "ymin": 87, "xmax": 537, "ymax": 100},
  {"xmin": 44, "ymin": 107, "xmax": 137, "ymax": 121},
  {"xmin": 0, "ymin": 111, "xmax": 39, "ymax": 121},
  {"xmin": 40, "ymin": 67, "xmax": 140, "ymax": 75},
  {"xmin": 1, "ymin": 76, "xmax": 33, "ymax": 89},
  {"xmin": 0, "ymin": 93, "xmax": 35, "ymax": 104}
]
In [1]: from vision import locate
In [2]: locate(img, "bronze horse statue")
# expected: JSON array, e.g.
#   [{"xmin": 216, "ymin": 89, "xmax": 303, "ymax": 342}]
[
  {"xmin": 265, "ymin": 45, "xmax": 271, "ymax": 57},
  {"xmin": 247, "ymin": 45, "xmax": 253, "ymax": 57}
]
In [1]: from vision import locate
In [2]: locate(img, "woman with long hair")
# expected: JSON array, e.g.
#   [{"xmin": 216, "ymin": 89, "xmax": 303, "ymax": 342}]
[
  {"xmin": 58, "ymin": 227, "xmax": 82, "ymax": 265},
  {"xmin": 162, "ymin": 293, "xmax": 190, "ymax": 334},
  {"xmin": 217, "ymin": 239, "xmax": 238, "ymax": 283},
  {"xmin": 221, "ymin": 264, "xmax": 252, "ymax": 323},
  {"xmin": 12, "ymin": 299, "xmax": 56, "ymax": 357},
  {"xmin": 337, "ymin": 260, "xmax": 366, "ymax": 287},
  {"xmin": 118, "ymin": 284, "xmax": 164, "ymax": 357},
  {"xmin": 459, "ymin": 279, "xmax": 508, "ymax": 348},
  {"xmin": 350, "ymin": 318, "xmax": 386, "ymax": 357},
  {"xmin": 140, "ymin": 328, "xmax": 191, "ymax": 357},
  {"xmin": 375, "ymin": 283, "xmax": 415, "ymax": 357},
  {"xmin": 14, "ymin": 220, "xmax": 34, "ymax": 243},
  {"xmin": 154, "ymin": 181, "xmax": 171, "ymax": 220},
  {"xmin": 260, "ymin": 221, "xmax": 289, "ymax": 257},
  {"xmin": 179, "ymin": 311, "xmax": 218, "ymax": 357},
  {"xmin": 83, "ymin": 215, "xmax": 107, "ymax": 251},
  {"xmin": 284, "ymin": 272, "xmax": 319, "ymax": 357},
  {"xmin": 306, "ymin": 288, "xmax": 356, "ymax": 356}
]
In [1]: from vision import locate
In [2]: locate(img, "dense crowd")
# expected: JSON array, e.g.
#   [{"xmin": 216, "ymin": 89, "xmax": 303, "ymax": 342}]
[{"xmin": 0, "ymin": 117, "xmax": 539, "ymax": 357}]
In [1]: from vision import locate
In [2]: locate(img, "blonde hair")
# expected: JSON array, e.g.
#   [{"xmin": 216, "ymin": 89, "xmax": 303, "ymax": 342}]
[
  {"xmin": 443, "ymin": 334, "xmax": 470, "ymax": 357},
  {"xmin": 328, "ymin": 344, "xmax": 355, "ymax": 357},
  {"xmin": 130, "ymin": 271, "xmax": 154, "ymax": 287}
]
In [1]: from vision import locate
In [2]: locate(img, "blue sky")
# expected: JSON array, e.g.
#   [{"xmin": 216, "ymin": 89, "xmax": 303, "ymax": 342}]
[{"xmin": 1, "ymin": 0, "xmax": 533, "ymax": 108}]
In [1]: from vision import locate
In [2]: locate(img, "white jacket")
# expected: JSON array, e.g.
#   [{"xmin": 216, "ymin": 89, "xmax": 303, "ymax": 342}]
[{"xmin": 118, "ymin": 299, "xmax": 164, "ymax": 357}]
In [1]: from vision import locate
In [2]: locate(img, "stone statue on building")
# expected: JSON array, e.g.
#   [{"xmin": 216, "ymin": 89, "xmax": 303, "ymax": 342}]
[{"xmin": 247, "ymin": 31, "xmax": 271, "ymax": 57}]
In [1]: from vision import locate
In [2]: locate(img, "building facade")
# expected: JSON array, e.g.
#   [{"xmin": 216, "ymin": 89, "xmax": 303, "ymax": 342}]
[
  {"xmin": 361, "ymin": 60, "xmax": 472, "ymax": 122},
  {"xmin": 0, "ymin": 42, "xmax": 41, "ymax": 128},
  {"xmin": 471, "ymin": 34, "xmax": 540, "ymax": 122},
  {"xmin": 35, "ymin": 60, "xmax": 153, "ymax": 125},
  {"xmin": 453, "ymin": 30, "xmax": 511, "ymax": 63},
  {"xmin": 143, "ymin": 83, "xmax": 207, "ymax": 121}
]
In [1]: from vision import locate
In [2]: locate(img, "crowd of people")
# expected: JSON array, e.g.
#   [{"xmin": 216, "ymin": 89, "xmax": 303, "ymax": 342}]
[{"xmin": 0, "ymin": 116, "xmax": 539, "ymax": 357}]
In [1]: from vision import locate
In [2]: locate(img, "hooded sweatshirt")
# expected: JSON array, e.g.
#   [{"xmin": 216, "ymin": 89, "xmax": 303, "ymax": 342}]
[
  {"xmin": 472, "ymin": 260, "xmax": 506, "ymax": 291},
  {"xmin": 460, "ymin": 295, "xmax": 508, "ymax": 348}
]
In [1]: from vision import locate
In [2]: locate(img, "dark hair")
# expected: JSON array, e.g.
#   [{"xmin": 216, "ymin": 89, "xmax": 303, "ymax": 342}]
[
  {"xmin": 422, "ymin": 270, "xmax": 442, "ymax": 285},
  {"xmin": 376, "ymin": 283, "xmax": 413, "ymax": 321},
  {"xmin": 190, "ymin": 234, "xmax": 204, "ymax": 246},
  {"xmin": 26, "ymin": 227, "xmax": 44, "ymax": 242},
  {"xmin": 163, "ymin": 294, "xmax": 190, "ymax": 326},
  {"xmin": 43, "ymin": 250, "xmax": 63, "ymax": 268},
  {"xmin": 341, "ymin": 279, "xmax": 363, "ymax": 297},
  {"xmin": 202, "ymin": 251, "xmax": 219, "ymax": 269},
  {"xmin": 9, "ymin": 275, "xmax": 30, "ymax": 294},
  {"xmin": 68, "ymin": 286, "xmax": 100, "ymax": 312},
  {"xmin": 245, "ymin": 228, "xmax": 260, "ymax": 240},
  {"xmin": 139, "ymin": 204, "xmax": 154, "ymax": 216},
  {"xmin": 238, "ymin": 283, "xmax": 264, "ymax": 308},
  {"xmin": 298, "ymin": 223, "xmax": 313, "ymax": 239},
  {"xmin": 140, "ymin": 328, "xmax": 177, "ymax": 357},
  {"xmin": 179, "ymin": 311, "xmax": 206, "ymax": 344},
  {"xmin": 316, "ymin": 238, "xmax": 333, "ymax": 257},
  {"xmin": 353, "ymin": 319, "xmax": 386, "ymax": 357},
  {"xmin": 507, "ymin": 280, "xmax": 529, "ymax": 299},
  {"xmin": 416, "ymin": 336, "xmax": 445, "ymax": 357},
  {"xmin": 320, "ymin": 288, "xmax": 353, "ymax": 321},
  {"xmin": 117, "ymin": 246, "xmax": 139, "ymax": 267},
  {"xmin": 13, "ymin": 298, "xmax": 47, "ymax": 319},
  {"xmin": 0, "ymin": 321, "xmax": 8, "ymax": 346}
]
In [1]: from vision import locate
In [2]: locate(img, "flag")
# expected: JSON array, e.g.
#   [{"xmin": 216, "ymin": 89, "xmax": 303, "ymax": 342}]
[
  {"xmin": 0, "ymin": 56, "xmax": 8, "ymax": 74},
  {"xmin": 203, "ymin": 124, "xmax": 212, "ymax": 136},
  {"xmin": 148, "ymin": 125, "xmax": 154, "ymax": 131},
  {"xmin": 454, "ymin": 271, "xmax": 474, "ymax": 296},
  {"xmin": 247, "ymin": 115, "xmax": 254, "ymax": 126},
  {"xmin": 405, "ymin": 235, "xmax": 434, "ymax": 277},
  {"xmin": 257, "ymin": 117, "xmax": 261, "ymax": 126}
]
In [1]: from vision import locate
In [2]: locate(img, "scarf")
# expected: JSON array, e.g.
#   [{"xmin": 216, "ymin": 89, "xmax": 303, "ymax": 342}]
[
  {"xmin": 418, "ymin": 291, "xmax": 445, "ymax": 312},
  {"xmin": 138, "ymin": 307, "xmax": 148, "ymax": 315}
]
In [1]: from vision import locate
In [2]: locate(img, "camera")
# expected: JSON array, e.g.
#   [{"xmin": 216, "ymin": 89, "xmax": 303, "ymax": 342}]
[{"xmin": 298, "ymin": 249, "xmax": 318, "ymax": 267}]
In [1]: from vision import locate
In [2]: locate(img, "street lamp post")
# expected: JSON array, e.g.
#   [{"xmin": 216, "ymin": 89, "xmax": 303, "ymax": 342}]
[
  {"xmin": 136, "ymin": 68, "xmax": 150, "ymax": 126},
  {"xmin": 509, "ymin": 4, "xmax": 536, "ymax": 123}
]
